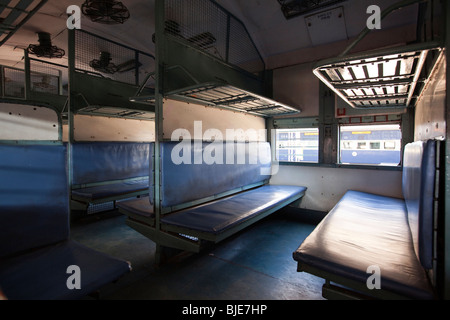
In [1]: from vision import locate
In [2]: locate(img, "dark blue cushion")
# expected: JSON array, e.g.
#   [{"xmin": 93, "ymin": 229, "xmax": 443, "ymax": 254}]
[
  {"xmin": 160, "ymin": 141, "xmax": 272, "ymax": 208},
  {"xmin": 0, "ymin": 240, "xmax": 130, "ymax": 300},
  {"xmin": 72, "ymin": 178, "xmax": 149, "ymax": 201},
  {"xmin": 117, "ymin": 197, "xmax": 154, "ymax": 218},
  {"xmin": 72, "ymin": 142, "xmax": 152, "ymax": 185},
  {"xmin": 162, "ymin": 185, "xmax": 306, "ymax": 234},
  {"xmin": 293, "ymin": 190, "xmax": 435, "ymax": 300},
  {"xmin": 402, "ymin": 140, "xmax": 436, "ymax": 269},
  {"xmin": 0, "ymin": 144, "xmax": 69, "ymax": 258}
]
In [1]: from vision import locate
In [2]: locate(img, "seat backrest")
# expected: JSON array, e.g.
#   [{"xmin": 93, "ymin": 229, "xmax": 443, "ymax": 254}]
[
  {"xmin": 160, "ymin": 141, "xmax": 272, "ymax": 209},
  {"xmin": 71, "ymin": 142, "xmax": 152, "ymax": 185},
  {"xmin": 402, "ymin": 140, "xmax": 436, "ymax": 269},
  {"xmin": 0, "ymin": 144, "xmax": 69, "ymax": 258}
]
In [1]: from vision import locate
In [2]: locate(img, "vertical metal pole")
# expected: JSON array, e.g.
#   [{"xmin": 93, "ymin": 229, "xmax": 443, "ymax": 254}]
[
  {"xmin": 152, "ymin": 0, "xmax": 167, "ymax": 264},
  {"xmin": 0, "ymin": 66, "xmax": 4, "ymax": 97},
  {"xmin": 24, "ymin": 50, "xmax": 31, "ymax": 100},
  {"xmin": 225, "ymin": 15, "xmax": 230, "ymax": 64},
  {"xmin": 154, "ymin": 0, "xmax": 165, "ymax": 233},
  {"xmin": 444, "ymin": 0, "xmax": 450, "ymax": 300},
  {"xmin": 319, "ymin": 82, "xmax": 338, "ymax": 165},
  {"xmin": 135, "ymin": 51, "xmax": 140, "ymax": 86},
  {"xmin": 58, "ymin": 69, "xmax": 63, "ymax": 96}
]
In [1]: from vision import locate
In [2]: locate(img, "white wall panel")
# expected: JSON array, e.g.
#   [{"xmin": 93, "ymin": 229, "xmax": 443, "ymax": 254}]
[
  {"xmin": 72, "ymin": 115, "xmax": 155, "ymax": 142},
  {"xmin": 270, "ymin": 165, "xmax": 403, "ymax": 212},
  {"xmin": 415, "ymin": 53, "xmax": 446, "ymax": 141},
  {"xmin": 163, "ymin": 99, "xmax": 266, "ymax": 141},
  {"xmin": 0, "ymin": 103, "xmax": 59, "ymax": 140}
]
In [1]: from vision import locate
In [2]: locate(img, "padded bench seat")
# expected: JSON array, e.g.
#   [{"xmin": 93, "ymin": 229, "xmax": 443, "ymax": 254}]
[
  {"xmin": 117, "ymin": 196, "xmax": 154, "ymax": 226},
  {"xmin": 293, "ymin": 140, "xmax": 439, "ymax": 300},
  {"xmin": 72, "ymin": 178, "xmax": 149, "ymax": 202},
  {"xmin": 161, "ymin": 185, "xmax": 306, "ymax": 241},
  {"xmin": 0, "ymin": 143, "xmax": 131, "ymax": 300},
  {"xmin": 71, "ymin": 142, "xmax": 152, "ymax": 207},
  {"xmin": 293, "ymin": 190, "xmax": 435, "ymax": 300},
  {"xmin": 0, "ymin": 241, "xmax": 130, "ymax": 300},
  {"xmin": 120, "ymin": 142, "xmax": 308, "ymax": 259}
]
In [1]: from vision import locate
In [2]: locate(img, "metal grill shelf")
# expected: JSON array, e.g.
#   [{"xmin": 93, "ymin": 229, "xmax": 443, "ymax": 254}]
[
  {"xmin": 76, "ymin": 106, "xmax": 155, "ymax": 120},
  {"xmin": 313, "ymin": 42, "xmax": 443, "ymax": 109},
  {"xmin": 130, "ymin": 82, "xmax": 301, "ymax": 118}
]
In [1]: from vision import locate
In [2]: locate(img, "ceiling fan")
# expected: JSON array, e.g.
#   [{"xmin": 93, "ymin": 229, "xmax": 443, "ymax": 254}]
[
  {"xmin": 89, "ymin": 51, "xmax": 118, "ymax": 74},
  {"xmin": 89, "ymin": 51, "xmax": 142, "ymax": 75},
  {"xmin": 81, "ymin": 0, "xmax": 130, "ymax": 24},
  {"xmin": 26, "ymin": 32, "xmax": 65, "ymax": 59}
]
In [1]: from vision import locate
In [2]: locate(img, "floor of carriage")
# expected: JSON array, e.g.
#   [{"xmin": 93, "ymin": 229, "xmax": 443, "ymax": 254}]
[{"xmin": 70, "ymin": 207, "xmax": 326, "ymax": 300}]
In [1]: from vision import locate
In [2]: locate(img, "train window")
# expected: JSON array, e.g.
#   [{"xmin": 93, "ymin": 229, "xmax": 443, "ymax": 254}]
[
  {"xmin": 339, "ymin": 124, "xmax": 402, "ymax": 166},
  {"xmin": 275, "ymin": 128, "xmax": 319, "ymax": 163}
]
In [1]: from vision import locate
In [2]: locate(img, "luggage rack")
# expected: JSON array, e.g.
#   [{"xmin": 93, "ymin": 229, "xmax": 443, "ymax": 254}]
[
  {"xmin": 130, "ymin": 82, "xmax": 301, "ymax": 118},
  {"xmin": 75, "ymin": 106, "xmax": 155, "ymax": 120},
  {"xmin": 313, "ymin": 41, "xmax": 443, "ymax": 109}
]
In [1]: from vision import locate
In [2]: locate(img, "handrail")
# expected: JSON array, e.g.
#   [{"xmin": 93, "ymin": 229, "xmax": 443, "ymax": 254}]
[{"xmin": 340, "ymin": 0, "xmax": 429, "ymax": 57}]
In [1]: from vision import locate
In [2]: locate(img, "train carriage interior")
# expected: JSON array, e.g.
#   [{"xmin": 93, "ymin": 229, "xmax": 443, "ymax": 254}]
[{"xmin": 0, "ymin": 0, "xmax": 449, "ymax": 305}]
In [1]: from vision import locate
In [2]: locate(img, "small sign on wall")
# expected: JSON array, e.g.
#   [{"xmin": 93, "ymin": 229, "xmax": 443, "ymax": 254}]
[{"xmin": 305, "ymin": 7, "xmax": 348, "ymax": 46}]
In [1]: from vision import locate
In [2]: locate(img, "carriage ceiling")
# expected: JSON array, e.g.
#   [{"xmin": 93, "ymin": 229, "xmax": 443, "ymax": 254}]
[{"xmin": 0, "ymin": 0, "xmax": 420, "ymax": 70}]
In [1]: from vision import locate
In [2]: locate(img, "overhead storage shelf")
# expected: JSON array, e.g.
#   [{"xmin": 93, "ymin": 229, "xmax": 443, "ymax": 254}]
[
  {"xmin": 130, "ymin": 82, "xmax": 301, "ymax": 118},
  {"xmin": 76, "ymin": 106, "xmax": 155, "ymax": 120},
  {"xmin": 313, "ymin": 41, "xmax": 443, "ymax": 109}
]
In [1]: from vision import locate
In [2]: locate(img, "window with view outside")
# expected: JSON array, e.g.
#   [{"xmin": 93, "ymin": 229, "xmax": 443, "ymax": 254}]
[
  {"xmin": 275, "ymin": 128, "xmax": 319, "ymax": 163},
  {"xmin": 339, "ymin": 124, "xmax": 402, "ymax": 166}
]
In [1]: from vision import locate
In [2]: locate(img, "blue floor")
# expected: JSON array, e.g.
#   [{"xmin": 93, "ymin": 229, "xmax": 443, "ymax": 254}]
[{"xmin": 70, "ymin": 208, "xmax": 325, "ymax": 300}]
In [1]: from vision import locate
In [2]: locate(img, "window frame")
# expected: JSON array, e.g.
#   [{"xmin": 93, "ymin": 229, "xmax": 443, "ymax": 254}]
[
  {"xmin": 271, "ymin": 117, "xmax": 320, "ymax": 166},
  {"xmin": 337, "ymin": 122, "xmax": 403, "ymax": 168},
  {"xmin": 271, "ymin": 116, "xmax": 404, "ymax": 171}
]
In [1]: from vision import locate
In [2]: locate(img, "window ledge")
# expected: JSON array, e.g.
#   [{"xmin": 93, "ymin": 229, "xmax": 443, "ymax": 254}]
[{"xmin": 278, "ymin": 162, "xmax": 402, "ymax": 171}]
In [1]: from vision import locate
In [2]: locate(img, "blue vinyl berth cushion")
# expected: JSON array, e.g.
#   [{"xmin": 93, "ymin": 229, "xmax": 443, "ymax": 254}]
[
  {"xmin": 0, "ymin": 241, "xmax": 130, "ymax": 300},
  {"xmin": 293, "ymin": 139, "xmax": 437, "ymax": 300},
  {"xmin": 71, "ymin": 142, "xmax": 153, "ymax": 203},
  {"xmin": 160, "ymin": 141, "xmax": 272, "ymax": 208},
  {"xmin": 71, "ymin": 142, "xmax": 152, "ymax": 185},
  {"xmin": 0, "ymin": 144, "xmax": 69, "ymax": 258},
  {"xmin": 72, "ymin": 177, "xmax": 149, "ymax": 201},
  {"xmin": 117, "ymin": 197, "xmax": 154, "ymax": 218},
  {"xmin": 162, "ymin": 185, "xmax": 306, "ymax": 234},
  {"xmin": 402, "ymin": 140, "xmax": 436, "ymax": 269},
  {"xmin": 0, "ymin": 143, "xmax": 131, "ymax": 299},
  {"xmin": 293, "ymin": 190, "xmax": 435, "ymax": 300},
  {"xmin": 120, "ymin": 141, "xmax": 307, "ymax": 253}
]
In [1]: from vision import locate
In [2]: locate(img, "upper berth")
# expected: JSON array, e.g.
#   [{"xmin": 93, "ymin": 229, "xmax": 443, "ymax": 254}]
[
  {"xmin": 130, "ymin": 0, "xmax": 301, "ymax": 119},
  {"xmin": 312, "ymin": 0, "xmax": 444, "ymax": 110}
]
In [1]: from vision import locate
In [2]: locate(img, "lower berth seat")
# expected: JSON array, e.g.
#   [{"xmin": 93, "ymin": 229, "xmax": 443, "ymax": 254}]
[
  {"xmin": 0, "ymin": 144, "xmax": 131, "ymax": 300},
  {"xmin": 293, "ymin": 190, "xmax": 434, "ymax": 300},
  {"xmin": 293, "ymin": 140, "xmax": 439, "ymax": 300},
  {"xmin": 70, "ymin": 142, "xmax": 152, "ymax": 209},
  {"xmin": 118, "ymin": 196, "xmax": 155, "ymax": 225},
  {"xmin": 0, "ymin": 241, "xmax": 130, "ymax": 300},
  {"xmin": 161, "ymin": 185, "xmax": 306, "ymax": 240},
  {"xmin": 72, "ymin": 178, "xmax": 149, "ymax": 202},
  {"xmin": 118, "ymin": 141, "xmax": 307, "ymax": 254}
]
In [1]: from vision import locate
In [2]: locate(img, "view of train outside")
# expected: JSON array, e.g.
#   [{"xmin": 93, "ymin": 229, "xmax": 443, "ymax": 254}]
[
  {"xmin": 275, "ymin": 128, "xmax": 319, "ymax": 163},
  {"xmin": 339, "ymin": 124, "xmax": 402, "ymax": 166},
  {"xmin": 275, "ymin": 124, "xmax": 402, "ymax": 166}
]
